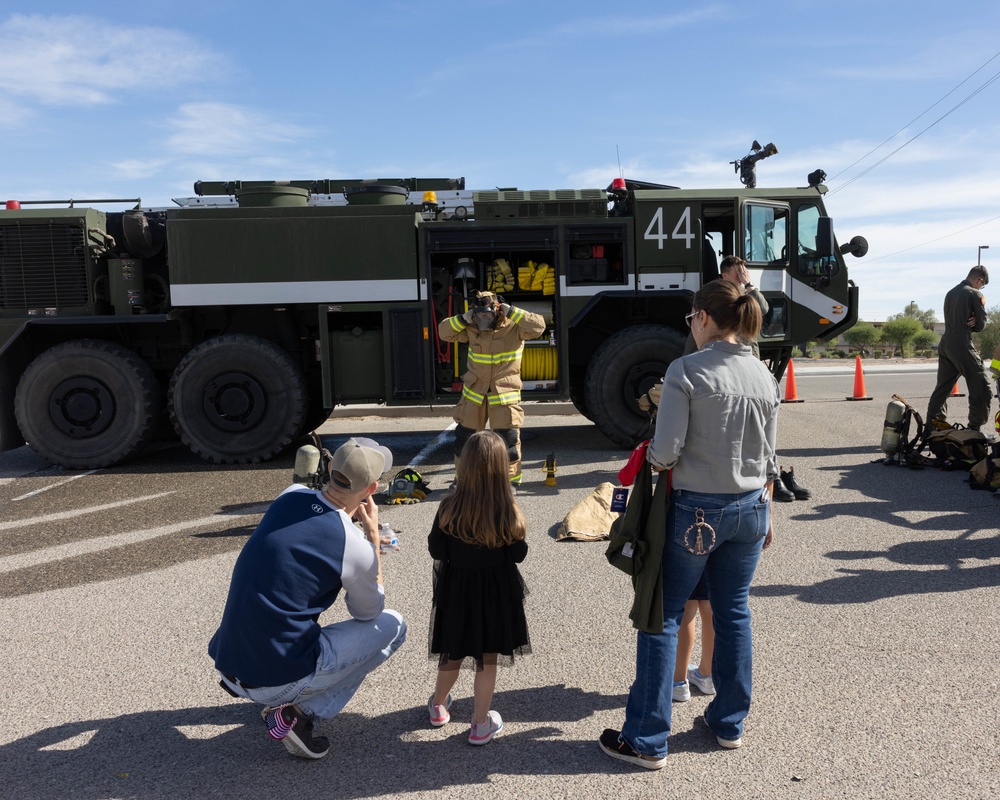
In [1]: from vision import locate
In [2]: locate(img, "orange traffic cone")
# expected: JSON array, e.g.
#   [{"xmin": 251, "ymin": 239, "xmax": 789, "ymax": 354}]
[
  {"xmin": 846, "ymin": 355, "xmax": 873, "ymax": 400},
  {"xmin": 950, "ymin": 380, "xmax": 965, "ymax": 398},
  {"xmin": 781, "ymin": 358, "xmax": 804, "ymax": 403}
]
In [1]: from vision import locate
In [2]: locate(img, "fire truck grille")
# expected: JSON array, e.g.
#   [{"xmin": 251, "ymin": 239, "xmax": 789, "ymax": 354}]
[{"xmin": 0, "ymin": 222, "xmax": 90, "ymax": 309}]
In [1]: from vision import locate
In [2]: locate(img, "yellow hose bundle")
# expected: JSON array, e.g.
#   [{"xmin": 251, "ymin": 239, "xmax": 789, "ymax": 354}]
[
  {"xmin": 518, "ymin": 260, "xmax": 536, "ymax": 290},
  {"xmin": 489, "ymin": 258, "xmax": 514, "ymax": 292},
  {"xmin": 530, "ymin": 262, "xmax": 550, "ymax": 292}
]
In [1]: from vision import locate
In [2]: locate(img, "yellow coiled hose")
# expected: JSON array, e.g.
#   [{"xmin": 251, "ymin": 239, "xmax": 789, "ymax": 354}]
[{"xmin": 521, "ymin": 345, "xmax": 558, "ymax": 380}]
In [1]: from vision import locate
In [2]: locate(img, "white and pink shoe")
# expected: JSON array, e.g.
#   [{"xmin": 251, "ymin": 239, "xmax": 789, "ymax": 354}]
[
  {"xmin": 468, "ymin": 710, "xmax": 503, "ymax": 745},
  {"xmin": 428, "ymin": 694, "xmax": 452, "ymax": 727}
]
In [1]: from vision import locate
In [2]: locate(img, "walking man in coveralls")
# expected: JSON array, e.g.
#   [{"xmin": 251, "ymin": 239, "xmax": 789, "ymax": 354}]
[{"xmin": 926, "ymin": 266, "xmax": 992, "ymax": 434}]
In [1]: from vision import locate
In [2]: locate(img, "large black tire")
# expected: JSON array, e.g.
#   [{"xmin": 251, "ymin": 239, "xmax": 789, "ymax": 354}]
[
  {"xmin": 568, "ymin": 365, "xmax": 592, "ymax": 420},
  {"xmin": 584, "ymin": 324, "xmax": 685, "ymax": 448},
  {"xmin": 168, "ymin": 335, "xmax": 307, "ymax": 463},
  {"xmin": 298, "ymin": 379, "xmax": 331, "ymax": 436},
  {"xmin": 569, "ymin": 383, "xmax": 592, "ymax": 420},
  {"xmin": 14, "ymin": 340, "xmax": 161, "ymax": 469}
]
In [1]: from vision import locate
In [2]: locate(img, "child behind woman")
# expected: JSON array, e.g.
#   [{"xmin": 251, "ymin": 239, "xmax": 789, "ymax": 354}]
[
  {"xmin": 427, "ymin": 430, "xmax": 531, "ymax": 745},
  {"xmin": 672, "ymin": 575, "xmax": 716, "ymax": 702}
]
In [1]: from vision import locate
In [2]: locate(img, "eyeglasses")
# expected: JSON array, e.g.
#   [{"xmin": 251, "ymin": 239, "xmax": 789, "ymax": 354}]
[{"xmin": 684, "ymin": 311, "xmax": 699, "ymax": 327}]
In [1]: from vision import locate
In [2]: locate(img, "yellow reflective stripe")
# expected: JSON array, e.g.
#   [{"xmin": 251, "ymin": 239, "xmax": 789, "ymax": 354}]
[
  {"xmin": 462, "ymin": 385, "xmax": 485, "ymax": 404},
  {"xmin": 508, "ymin": 308, "xmax": 524, "ymax": 323},
  {"xmin": 468, "ymin": 349, "xmax": 521, "ymax": 365},
  {"xmin": 488, "ymin": 390, "xmax": 521, "ymax": 405},
  {"xmin": 448, "ymin": 315, "xmax": 468, "ymax": 333}
]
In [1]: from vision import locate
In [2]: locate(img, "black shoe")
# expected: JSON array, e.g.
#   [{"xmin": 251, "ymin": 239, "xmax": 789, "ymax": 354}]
[
  {"xmin": 598, "ymin": 728, "xmax": 666, "ymax": 770},
  {"xmin": 264, "ymin": 705, "xmax": 330, "ymax": 760},
  {"xmin": 779, "ymin": 467, "xmax": 811, "ymax": 500},
  {"xmin": 772, "ymin": 475, "xmax": 795, "ymax": 502}
]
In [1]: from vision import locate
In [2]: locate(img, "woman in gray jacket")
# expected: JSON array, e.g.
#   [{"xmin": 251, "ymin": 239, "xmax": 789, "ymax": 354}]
[{"xmin": 601, "ymin": 279, "xmax": 779, "ymax": 769}]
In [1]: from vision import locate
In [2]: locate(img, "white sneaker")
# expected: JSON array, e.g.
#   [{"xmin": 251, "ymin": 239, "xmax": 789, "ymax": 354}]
[
  {"xmin": 671, "ymin": 679, "xmax": 690, "ymax": 702},
  {"xmin": 687, "ymin": 667, "xmax": 716, "ymax": 695},
  {"xmin": 468, "ymin": 710, "xmax": 503, "ymax": 745},
  {"xmin": 703, "ymin": 713, "xmax": 742, "ymax": 749}
]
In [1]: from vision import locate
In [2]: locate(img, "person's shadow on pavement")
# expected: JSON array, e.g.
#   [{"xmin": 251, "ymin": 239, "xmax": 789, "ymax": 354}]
[{"xmin": 0, "ymin": 684, "xmax": 660, "ymax": 799}]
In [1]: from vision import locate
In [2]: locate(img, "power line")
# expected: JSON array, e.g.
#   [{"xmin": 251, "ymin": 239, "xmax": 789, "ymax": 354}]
[
  {"xmin": 828, "ymin": 50, "xmax": 1000, "ymax": 194},
  {"xmin": 828, "ymin": 49, "xmax": 1000, "ymax": 183},
  {"xmin": 863, "ymin": 212, "xmax": 1000, "ymax": 263}
]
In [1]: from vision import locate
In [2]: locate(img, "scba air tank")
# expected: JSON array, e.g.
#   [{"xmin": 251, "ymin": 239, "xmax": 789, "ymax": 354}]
[{"xmin": 881, "ymin": 397, "xmax": 907, "ymax": 456}]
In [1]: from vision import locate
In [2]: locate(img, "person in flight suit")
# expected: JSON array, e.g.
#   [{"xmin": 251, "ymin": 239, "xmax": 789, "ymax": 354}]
[
  {"xmin": 438, "ymin": 290, "xmax": 547, "ymax": 484},
  {"xmin": 926, "ymin": 266, "xmax": 992, "ymax": 433}
]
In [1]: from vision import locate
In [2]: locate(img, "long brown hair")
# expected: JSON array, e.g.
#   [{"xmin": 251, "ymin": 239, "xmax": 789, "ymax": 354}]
[
  {"xmin": 694, "ymin": 279, "xmax": 762, "ymax": 342},
  {"xmin": 437, "ymin": 430, "xmax": 526, "ymax": 547}
]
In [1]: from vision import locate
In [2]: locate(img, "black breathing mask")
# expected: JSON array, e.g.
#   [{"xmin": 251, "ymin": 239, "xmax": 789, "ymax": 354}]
[{"xmin": 472, "ymin": 297, "xmax": 499, "ymax": 330}]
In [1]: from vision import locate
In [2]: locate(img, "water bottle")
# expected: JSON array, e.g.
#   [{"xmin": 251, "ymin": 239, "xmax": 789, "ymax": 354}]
[{"xmin": 379, "ymin": 522, "xmax": 400, "ymax": 553}]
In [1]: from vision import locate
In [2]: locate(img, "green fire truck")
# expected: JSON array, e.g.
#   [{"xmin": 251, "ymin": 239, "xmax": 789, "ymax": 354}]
[{"xmin": 0, "ymin": 165, "xmax": 866, "ymax": 469}]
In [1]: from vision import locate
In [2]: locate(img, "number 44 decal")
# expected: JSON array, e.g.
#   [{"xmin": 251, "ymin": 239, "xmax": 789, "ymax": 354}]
[{"xmin": 643, "ymin": 206, "xmax": 695, "ymax": 250}]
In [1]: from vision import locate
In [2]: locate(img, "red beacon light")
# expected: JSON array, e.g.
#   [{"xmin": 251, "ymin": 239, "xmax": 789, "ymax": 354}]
[
  {"xmin": 5, "ymin": 200, "xmax": 20, "ymax": 210},
  {"xmin": 611, "ymin": 177, "xmax": 626, "ymax": 191}
]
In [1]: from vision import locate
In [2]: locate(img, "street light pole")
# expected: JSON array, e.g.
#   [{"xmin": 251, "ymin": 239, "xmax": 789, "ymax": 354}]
[{"xmin": 978, "ymin": 245, "xmax": 989, "ymax": 266}]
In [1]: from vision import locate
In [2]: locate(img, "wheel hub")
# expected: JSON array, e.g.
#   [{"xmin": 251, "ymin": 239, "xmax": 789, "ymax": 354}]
[
  {"xmin": 203, "ymin": 372, "xmax": 267, "ymax": 431},
  {"xmin": 625, "ymin": 360, "xmax": 666, "ymax": 409},
  {"xmin": 49, "ymin": 378, "xmax": 115, "ymax": 438}
]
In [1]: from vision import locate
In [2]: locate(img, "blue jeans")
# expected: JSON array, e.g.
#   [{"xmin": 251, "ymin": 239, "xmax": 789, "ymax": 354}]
[
  {"xmin": 227, "ymin": 610, "xmax": 407, "ymax": 719},
  {"xmin": 621, "ymin": 488, "xmax": 769, "ymax": 757}
]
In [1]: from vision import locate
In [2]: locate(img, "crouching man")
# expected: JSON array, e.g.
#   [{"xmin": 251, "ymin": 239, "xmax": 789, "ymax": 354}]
[{"xmin": 209, "ymin": 437, "xmax": 407, "ymax": 759}]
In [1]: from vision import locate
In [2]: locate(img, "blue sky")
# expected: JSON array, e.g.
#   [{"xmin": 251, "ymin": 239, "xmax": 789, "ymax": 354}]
[{"xmin": 2, "ymin": 1, "xmax": 999, "ymax": 322}]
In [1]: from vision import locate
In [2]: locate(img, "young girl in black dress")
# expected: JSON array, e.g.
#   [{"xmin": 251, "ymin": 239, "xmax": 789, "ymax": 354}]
[{"xmin": 427, "ymin": 430, "xmax": 530, "ymax": 745}]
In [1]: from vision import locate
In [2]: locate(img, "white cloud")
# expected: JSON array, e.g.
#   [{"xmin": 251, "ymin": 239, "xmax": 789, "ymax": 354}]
[
  {"xmin": 0, "ymin": 14, "xmax": 224, "ymax": 106},
  {"xmin": 109, "ymin": 158, "xmax": 172, "ymax": 182},
  {"xmin": 101, "ymin": 103, "xmax": 322, "ymax": 203},
  {"xmin": 826, "ymin": 33, "xmax": 1000, "ymax": 82},
  {"xmin": 164, "ymin": 103, "xmax": 315, "ymax": 159},
  {"xmin": 553, "ymin": 6, "xmax": 728, "ymax": 37},
  {"xmin": 0, "ymin": 94, "xmax": 30, "ymax": 128}
]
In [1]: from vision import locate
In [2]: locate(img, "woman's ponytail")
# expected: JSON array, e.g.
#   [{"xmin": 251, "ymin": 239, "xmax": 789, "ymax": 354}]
[
  {"xmin": 692, "ymin": 279, "xmax": 762, "ymax": 341},
  {"xmin": 733, "ymin": 291, "xmax": 763, "ymax": 342}
]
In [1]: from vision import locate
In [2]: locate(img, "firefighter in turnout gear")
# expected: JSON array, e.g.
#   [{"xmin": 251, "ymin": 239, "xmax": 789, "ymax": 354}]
[{"xmin": 438, "ymin": 290, "xmax": 547, "ymax": 483}]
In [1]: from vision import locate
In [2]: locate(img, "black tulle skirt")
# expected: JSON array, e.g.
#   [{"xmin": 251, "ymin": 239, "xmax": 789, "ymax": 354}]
[{"xmin": 429, "ymin": 558, "xmax": 531, "ymax": 669}]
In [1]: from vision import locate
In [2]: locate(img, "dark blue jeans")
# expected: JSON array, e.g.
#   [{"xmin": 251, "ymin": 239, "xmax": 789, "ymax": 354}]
[{"xmin": 621, "ymin": 487, "xmax": 769, "ymax": 757}]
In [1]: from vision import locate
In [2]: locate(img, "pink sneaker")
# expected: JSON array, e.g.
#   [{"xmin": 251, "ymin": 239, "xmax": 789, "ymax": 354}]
[
  {"xmin": 428, "ymin": 694, "xmax": 452, "ymax": 727},
  {"xmin": 468, "ymin": 710, "xmax": 503, "ymax": 745}
]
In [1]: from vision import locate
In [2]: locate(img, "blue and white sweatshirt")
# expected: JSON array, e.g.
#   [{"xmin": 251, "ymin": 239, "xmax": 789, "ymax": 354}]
[{"xmin": 209, "ymin": 487, "xmax": 383, "ymax": 686}]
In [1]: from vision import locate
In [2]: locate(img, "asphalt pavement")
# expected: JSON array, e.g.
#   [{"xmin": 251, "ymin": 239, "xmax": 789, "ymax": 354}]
[{"xmin": 1, "ymin": 365, "xmax": 998, "ymax": 800}]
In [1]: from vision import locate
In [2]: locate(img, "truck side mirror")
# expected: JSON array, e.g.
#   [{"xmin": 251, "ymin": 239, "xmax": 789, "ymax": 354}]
[
  {"xmin": 840, "ymin": 235, "xmax": 869, "ymax": 258},
  {"xmin": 816, "ymin": 216, "xmax": 835, "ymax": 258}
]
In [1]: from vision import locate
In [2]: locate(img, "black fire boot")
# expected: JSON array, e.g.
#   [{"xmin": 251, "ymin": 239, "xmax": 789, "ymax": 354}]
[
  {"xmin": 780, "ymin": 466, "xmax": 812, "ymax": 500},
  {"xmin": 772, "ymin": 474, "xmax": 795, "ymax": 502}
]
